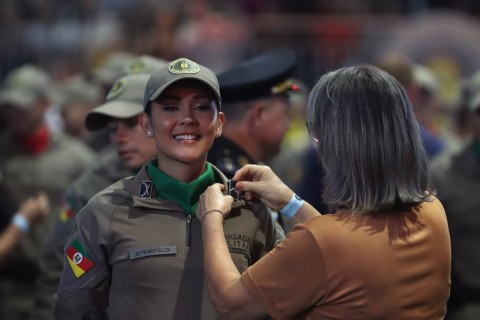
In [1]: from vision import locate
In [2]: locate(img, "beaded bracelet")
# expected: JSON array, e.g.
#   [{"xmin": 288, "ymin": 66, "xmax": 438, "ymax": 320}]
[
  {"xmin": 12, "ymin": 213, "xmax": 30, "ymax": 233},
  {"xmin": 201, "ymin": 209, "xmax": 225, "ymax": 229},
  {"xmin": 280, "ymin": 193, "xmax": 304, "ymax": 218}
]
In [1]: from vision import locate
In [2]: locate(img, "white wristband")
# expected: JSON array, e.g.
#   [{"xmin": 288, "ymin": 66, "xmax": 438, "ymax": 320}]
[
  {"xmin": 12, "ymin": 213, "xmax": 30, "ymax": 233},
  {"xmin": 280, "ymin": 193, "xmax": 304, "ymax": 218}
]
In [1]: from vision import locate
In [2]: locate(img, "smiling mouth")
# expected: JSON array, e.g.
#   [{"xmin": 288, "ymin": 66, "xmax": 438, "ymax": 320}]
[{"xmin": 174, "ymin": 134, "xmax": 200, "ymax": 141}]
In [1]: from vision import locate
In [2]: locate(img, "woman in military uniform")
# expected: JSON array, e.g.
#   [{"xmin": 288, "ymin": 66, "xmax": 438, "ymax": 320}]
[{"xmin": 54, "ymin": 58, "xmax": 284, "ymax": 320}]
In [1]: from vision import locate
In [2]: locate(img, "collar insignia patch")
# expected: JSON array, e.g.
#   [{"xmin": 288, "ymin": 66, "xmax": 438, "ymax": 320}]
[{"xmin": 139, "ymin": 180, "xmax": 153, "ymax": 199}]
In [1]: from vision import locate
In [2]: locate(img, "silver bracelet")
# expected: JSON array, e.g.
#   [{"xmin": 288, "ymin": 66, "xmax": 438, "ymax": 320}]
[{"xmin": 201, "ymin": 209, "xmax": 225, "ymax": 229}]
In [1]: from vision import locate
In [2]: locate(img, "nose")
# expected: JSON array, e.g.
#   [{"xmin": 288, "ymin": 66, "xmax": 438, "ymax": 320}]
[{"xmin": 179, "ymin": 108, "xmax": 197, "ymax": 126}]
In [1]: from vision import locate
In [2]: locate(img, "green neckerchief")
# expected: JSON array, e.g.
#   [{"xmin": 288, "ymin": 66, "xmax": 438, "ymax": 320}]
[{"xmin": 146, "ymin": 160, "xmax": 216, "ymax": 216}]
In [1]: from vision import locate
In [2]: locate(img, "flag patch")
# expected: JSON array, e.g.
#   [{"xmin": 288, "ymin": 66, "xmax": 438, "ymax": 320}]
[
  {"xmin": 59, "ymin": 203, "xmax": 74, "ymax": 223},
  {"xmin": 66, "ymin": 239, "xmax": 95, "ymax": 278}
]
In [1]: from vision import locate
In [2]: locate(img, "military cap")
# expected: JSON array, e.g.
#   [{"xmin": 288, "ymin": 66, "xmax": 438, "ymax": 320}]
[
  {"xmin": 217, "ymin": 47, "xmax": 299, "ymax": 103},
  {"xmin": 144, "ymin": 58, "xmax": 221, "ymax": 110},
  {"xmin": 51, "ymin": 75, "xmax": 102, "ymax": 107},
  {"xmin": 0, "ymin": 64, "xmax": 51, "ymax": 108},
  {"xmin": 85, "ymin": 73, "xmax": 150, "ymax": 131},
  {"xmin": 92, "ymin": 51, "xmax": 136, "ymax": 85},
  {"xmin": 124, "ymin": 55, "xmax": 167, "ymax": 75}
]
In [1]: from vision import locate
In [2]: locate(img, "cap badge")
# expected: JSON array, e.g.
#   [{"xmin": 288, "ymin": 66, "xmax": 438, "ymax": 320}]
[
  {"xmin": 106, "ymin": 78, "xmax": 127, "ymax": 101},
  {"xmin": 168, "ymin": 58, "xmax": 200, "ymax": 74},
  {"xmin": 271, "ymin": 79, "xmax": 297, "ymax": 94},
  {"xmin": 127, "ymin": 59, "xmax": 146, "ymax": 74}
]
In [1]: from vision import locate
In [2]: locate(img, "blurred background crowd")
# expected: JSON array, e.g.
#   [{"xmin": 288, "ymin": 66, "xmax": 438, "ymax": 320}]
[{"xmin": 1, "ymin": 0, "xmax": 480, "ymax": 319}]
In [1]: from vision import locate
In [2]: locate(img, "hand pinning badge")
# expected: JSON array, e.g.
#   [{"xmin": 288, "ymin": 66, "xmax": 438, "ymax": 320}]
[{"xmin": 227, "ymin": 179, "xmax": 245, "ymax": 208}]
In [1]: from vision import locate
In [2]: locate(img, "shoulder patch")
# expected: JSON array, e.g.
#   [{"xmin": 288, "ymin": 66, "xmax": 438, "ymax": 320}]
[
  {"xmin": 66, "ymin": 239, "xmax": 95, "ymax": 278},
  {"xmin": 59, "ymin": 202, "xmax": 75, "ymax": 223}
]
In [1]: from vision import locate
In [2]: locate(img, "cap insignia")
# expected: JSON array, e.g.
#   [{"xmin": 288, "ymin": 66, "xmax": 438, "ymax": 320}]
[
  {"xmin": 106, "ymin": 78, "xmax": 127, "ymax": 101},
  {"xmin": 128, "ymin": 59, "xmax": 146, "ymax": 74},
  {"xmin": 271, "ymin": 79, "xmax": 297, "ymax": 94},
  {"xmin": 168, "ymin": 58, "xmax": 200, "ymax": 74}
]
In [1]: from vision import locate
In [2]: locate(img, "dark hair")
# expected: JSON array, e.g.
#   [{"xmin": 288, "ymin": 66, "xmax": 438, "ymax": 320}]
[{"xmin": 307, "ymin": 65, "xmax": 434, "ymax": 214}]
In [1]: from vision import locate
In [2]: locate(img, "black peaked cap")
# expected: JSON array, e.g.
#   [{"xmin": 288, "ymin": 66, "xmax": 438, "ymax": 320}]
[{"xmin": 217, "ymin": 47, "xmax": 298, "ymax": 103}]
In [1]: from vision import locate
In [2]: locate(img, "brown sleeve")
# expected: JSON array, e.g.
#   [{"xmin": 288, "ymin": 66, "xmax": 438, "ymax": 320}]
[{"xmin": 241, "ymin": 224, "xmax": 327, "ymax": 319}]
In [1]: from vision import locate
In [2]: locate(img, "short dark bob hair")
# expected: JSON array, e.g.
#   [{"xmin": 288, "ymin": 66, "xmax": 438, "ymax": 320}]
[{"xmin": 307, "ymin": 64, "xmax": 434, "ymax": 214}]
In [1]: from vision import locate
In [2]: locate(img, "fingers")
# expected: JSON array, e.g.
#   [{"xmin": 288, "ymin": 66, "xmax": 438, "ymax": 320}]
[
  {"xmin": 197, "ymin": 184, "xmax": 234, "ymax": 221},
  {"xmin": 232, "ymin": 164, "xmax": 267, "ymax": 182},
  {"xmin": 206, "ymin": 183, "xmax": 224, "ymax": 194},
  {"xmin": 235, "ymin": 180, "xmax": 259, "ymax": 194}
]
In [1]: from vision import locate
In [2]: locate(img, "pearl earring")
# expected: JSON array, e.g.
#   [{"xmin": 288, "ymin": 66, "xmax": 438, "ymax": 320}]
[{"xmin": 146, "ymin": 131, "xmax": 153, "ymax": 137}]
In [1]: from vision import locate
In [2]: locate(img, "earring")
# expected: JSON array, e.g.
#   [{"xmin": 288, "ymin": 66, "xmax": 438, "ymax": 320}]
[{"xmin": 146, "ymin": 131, "xmax": 153, "ymax": 137}]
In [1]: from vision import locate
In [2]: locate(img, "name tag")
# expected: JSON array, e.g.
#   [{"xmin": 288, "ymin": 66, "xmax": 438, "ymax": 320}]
[{"xmin": 129, "ymin": 245, "xmax": 177, "ymax": 260}]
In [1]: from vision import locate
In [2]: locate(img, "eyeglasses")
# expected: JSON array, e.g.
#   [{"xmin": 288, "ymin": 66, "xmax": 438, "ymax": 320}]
[{"xmin": 306, "ymin": 121, "xmax": 319, "ymax": 143}]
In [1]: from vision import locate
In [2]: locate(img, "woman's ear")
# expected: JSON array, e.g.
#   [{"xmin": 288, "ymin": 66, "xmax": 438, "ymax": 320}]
[
  {"xmin": 139, "ymin": 113, "xmax": 153, "ymax": 137},
  {"xmin": 215, "ymin": 112, "xmax": 225, "ymax": 138}
]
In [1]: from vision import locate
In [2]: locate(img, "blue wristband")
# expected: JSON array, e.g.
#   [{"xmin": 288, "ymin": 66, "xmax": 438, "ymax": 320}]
[
  {"xmin": 280, "ymin": 193, "xmax": 304, "ymax": 218},
  {"xmin": 13, "ymin": 213, "xmax": 30, "ymax": 233}
]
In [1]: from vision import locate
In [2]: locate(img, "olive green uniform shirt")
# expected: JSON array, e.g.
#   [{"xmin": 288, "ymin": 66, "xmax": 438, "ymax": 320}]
[
  {"xmin": 30, "ymin": 148, "xmax": 134, "ymax": 320},
  {"xmin": 54, "ymin": 163, "xmax": 284, "ymax": 320}
]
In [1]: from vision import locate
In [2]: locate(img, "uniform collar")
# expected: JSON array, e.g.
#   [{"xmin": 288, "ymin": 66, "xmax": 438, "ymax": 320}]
[
  {"xmin": 146, "ymin": 160, "xmax": 215, "ymax": 216},
  {"xmin": 131, "ymin": 161, "xmax": 236, "ymax": 212}
]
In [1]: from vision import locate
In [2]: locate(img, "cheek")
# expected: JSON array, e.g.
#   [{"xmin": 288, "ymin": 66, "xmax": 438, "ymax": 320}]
[
  {"xmin": 199, "ymin": 115, "xmax": 218, "ymax": 131},
  {"xmin": 152, "ymin": 117, "xmax": 176, "ymax": 134},
  {"xmin": 277, "ymin": 112, "xmax": 291, "ymax": 133}
]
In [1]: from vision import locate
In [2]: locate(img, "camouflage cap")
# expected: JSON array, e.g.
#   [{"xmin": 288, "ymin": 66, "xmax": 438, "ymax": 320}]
[
  {"xmin": 124, "ymin": 55, "xmax": 167, "ymax": 75},
  {"xmin": 0, "ymin": 64, "xmax": 51, "ymax": 108},
  {"xmin": 143, "ymin": 58, "xmax": 221, "ymax": 110},
  {"xmin": 85, "ymin": 73, "xmax": 150, "ymax": 131}
]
